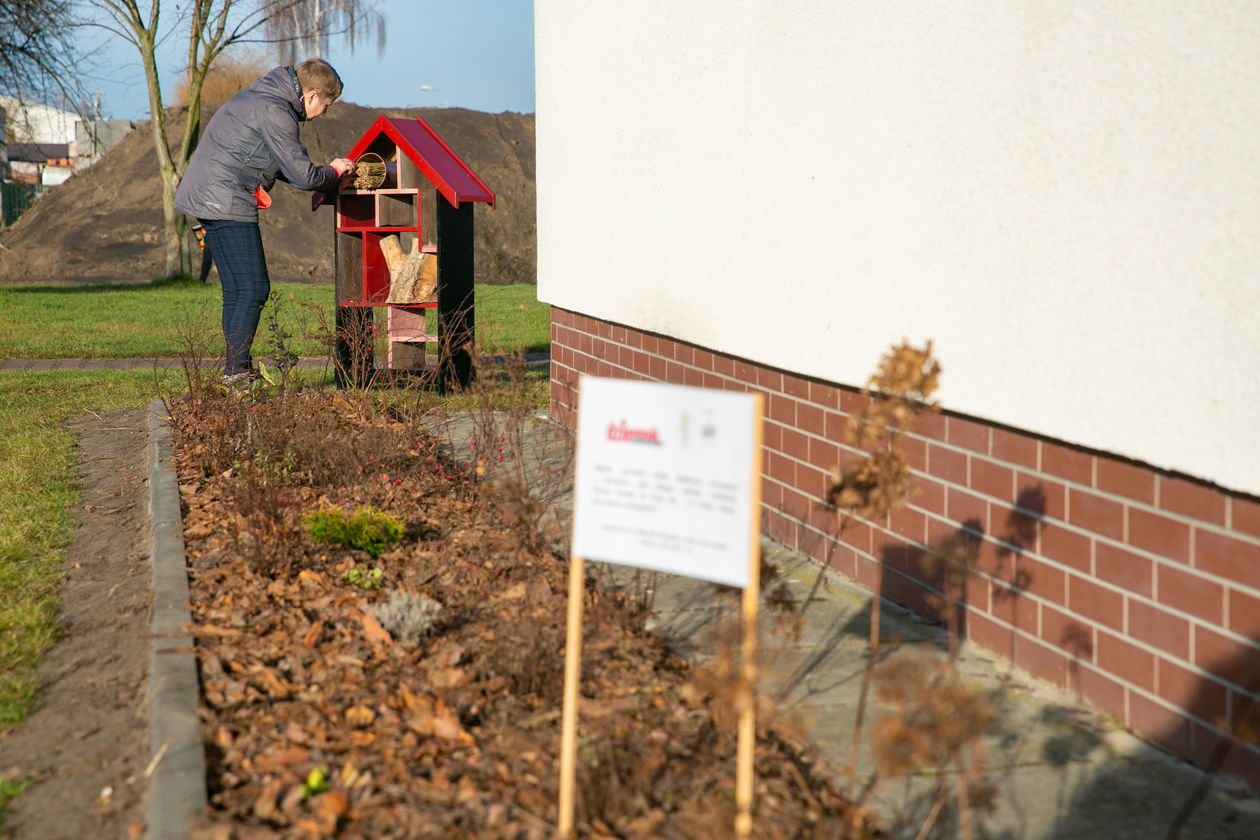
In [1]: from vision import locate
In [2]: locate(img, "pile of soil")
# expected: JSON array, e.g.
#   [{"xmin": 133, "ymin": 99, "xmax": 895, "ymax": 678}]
[
  {"xmin": 163, "ymin": 389, "xmax": 876, "ymax": 839},
  {"xmin": 0, "ymin": 104, "xmax": 535, "ymax": 286}
]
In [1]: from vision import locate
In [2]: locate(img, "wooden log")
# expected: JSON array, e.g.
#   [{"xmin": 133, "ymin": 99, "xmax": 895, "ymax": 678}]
[
  {"xmin": 386, "ymin": 244, "xmax": 438, "ymax": 304},
  {"xmin": 379, "ymin": 234, "xmax": 408, "ymax": 277}
]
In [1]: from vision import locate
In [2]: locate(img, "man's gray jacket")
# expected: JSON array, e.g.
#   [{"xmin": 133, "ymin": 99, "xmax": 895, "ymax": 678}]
[{"xmin": 174, "ymin": 66, "xmax": 339, "ymax": 223}]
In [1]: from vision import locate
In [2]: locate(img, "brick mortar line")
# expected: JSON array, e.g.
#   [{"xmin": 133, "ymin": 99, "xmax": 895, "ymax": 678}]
[{"xmin": 761, "ymin": 493, "xmax": 1260, "ymax": 686}]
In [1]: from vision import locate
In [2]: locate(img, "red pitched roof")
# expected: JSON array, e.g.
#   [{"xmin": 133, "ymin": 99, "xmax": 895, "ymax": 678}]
[{"xmin": 347, "ymin": 115, "xmax": 495, "ymax": 209}]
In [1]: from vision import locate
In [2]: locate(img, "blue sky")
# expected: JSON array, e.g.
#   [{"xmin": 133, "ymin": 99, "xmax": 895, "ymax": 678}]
[{"xmin": 85, "ymin": 0, "xmax": 535, "ymax": 120}]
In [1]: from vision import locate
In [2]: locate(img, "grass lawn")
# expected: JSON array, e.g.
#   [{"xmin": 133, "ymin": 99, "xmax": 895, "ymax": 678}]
[{"xmin": 0, "ymin": 279, "xmax": 551, "ymax": 359}]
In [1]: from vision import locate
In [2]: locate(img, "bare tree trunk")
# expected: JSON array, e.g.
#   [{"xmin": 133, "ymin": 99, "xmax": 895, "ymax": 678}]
[
  {"xmin": 310, "ymin": 0, "xmax": 324, "ymax": 58},
  {"xmin": 127, "ymin": 4, "xmax": 185, "ymax": 276},
  {"xmin": 145, "ymin": 57, "xmax": 188, "ymax": 275}
]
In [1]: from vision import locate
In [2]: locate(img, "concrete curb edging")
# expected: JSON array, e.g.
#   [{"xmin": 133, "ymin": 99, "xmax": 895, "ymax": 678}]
[{"xmin": 146, "ymin": 399, "xmax": 208, "ymax": 839}]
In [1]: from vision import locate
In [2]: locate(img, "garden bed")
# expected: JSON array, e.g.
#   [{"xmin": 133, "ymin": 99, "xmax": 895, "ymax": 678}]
[{"xmin": 169, "ymin": 389, "xmax": 877, "ymax": 839}]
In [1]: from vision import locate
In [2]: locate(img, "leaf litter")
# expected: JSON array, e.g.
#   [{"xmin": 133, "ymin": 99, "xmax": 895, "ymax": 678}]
[{"xmin": 168, "ymin": 391, "xmax": 880, "ymax": 839}]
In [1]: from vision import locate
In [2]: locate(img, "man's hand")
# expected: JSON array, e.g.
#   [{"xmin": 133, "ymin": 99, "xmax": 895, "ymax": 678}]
[{"xmin": 330, "ymin": 157, "xmax": 354, "ymax": 177}]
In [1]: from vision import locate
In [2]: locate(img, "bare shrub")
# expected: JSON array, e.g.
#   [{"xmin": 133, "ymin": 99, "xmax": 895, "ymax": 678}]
[
  {"xmin": 480, "ymin": 607, "xmax": 566, "ymax": 702},
  {"xmin": 177, "ymin": 395, "xmax": 252, "ymax": 478},
  {"xmin": 463, "ymin": 351, "xmax": 573, "ymax": 556},
  {"xmin": 752, "ymin": 340, "xmax": 1012, "ymax": 838},
  {"xmin": 169, "ymin": 295, "xmax": 225, "ymax": 401},
  {"xmin": 221, "ymin": 459, "xmax": 306, "ymax": 577},
  {"xmin": 171, "ymin": 49, "xmax": 271, "ymax": 107}
]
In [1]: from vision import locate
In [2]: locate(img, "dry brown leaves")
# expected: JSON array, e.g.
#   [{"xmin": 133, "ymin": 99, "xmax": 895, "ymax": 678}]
[{"xmin": 168, "ymin": 392, "xmax": 878, "ymax": 840}]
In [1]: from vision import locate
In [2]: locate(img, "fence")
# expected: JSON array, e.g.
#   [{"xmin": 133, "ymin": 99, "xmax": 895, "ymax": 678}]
[{"xmin": 1, "ymin": 181, "xmax": 44, "ymax": 227}]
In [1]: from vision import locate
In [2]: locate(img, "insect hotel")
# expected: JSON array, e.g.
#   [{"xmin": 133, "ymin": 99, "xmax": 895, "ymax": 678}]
[{"xmin": 326, "ymin": 115, "xmax": 495, "ymax": 388}]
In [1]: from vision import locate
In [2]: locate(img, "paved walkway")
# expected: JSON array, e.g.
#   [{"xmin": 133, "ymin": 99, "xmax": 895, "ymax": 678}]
[
  {"xmin": 427, "ymin": 411, "xmax": 1260, "ymax": 840},
  {"xmin": 0, "ymin": 357, "xmax": 333, "ymax": 373},
  {"xmin": 0, "ymin": 358, "xmax": 204, "ymax": 371},
  {"xmin": 0, "ymin": 354, "xmax": 549, "ymax": 373}
]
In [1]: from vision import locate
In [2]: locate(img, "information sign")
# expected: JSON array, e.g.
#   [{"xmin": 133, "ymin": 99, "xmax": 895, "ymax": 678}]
[
  {"xmin": 560, "ymin": 375, "xmax": 764, "ymax": 839},
  {"xmin": 571, "ymin": 376, "xmax": 759, "ymax": 589}
]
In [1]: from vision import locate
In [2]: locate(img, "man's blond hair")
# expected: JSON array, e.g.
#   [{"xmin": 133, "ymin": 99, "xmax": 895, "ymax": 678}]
[{"xmin": 296, "ymin": 58, "xmax": 343, "ymax": 100}]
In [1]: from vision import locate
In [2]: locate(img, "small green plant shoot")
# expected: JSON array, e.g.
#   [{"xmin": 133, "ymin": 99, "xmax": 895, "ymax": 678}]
[
  {"xmin": 301, "ymin": 766, "xmax": 330, "ymax": 801},
  {"xmin": 343, "ymin": 566, "xmax": 384, "ymax": 590},
  {"xmin": 303, "ymin": 506, "xmax": 404, "ymax": 557},
  {"xmin": 261, "ymin": 290, "xmax": 301, "ymax": 389}
]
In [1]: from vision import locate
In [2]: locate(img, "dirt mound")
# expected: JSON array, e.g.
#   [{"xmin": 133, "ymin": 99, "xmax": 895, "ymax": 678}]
[{"xmin": 0, "ymin": 103, "xmax": 535, "ymax": 286}]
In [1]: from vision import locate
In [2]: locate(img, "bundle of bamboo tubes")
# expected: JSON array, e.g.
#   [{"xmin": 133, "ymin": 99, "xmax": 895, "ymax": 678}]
[{"xmin": 353, "ymin": 152, "xmax": 387, "ymax": 190}]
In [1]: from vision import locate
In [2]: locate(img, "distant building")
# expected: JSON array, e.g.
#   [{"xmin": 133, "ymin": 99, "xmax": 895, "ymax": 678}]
[
  {"xmin": 0, "ymin": 97, "xmax": 78, "ymax": 147},
  {"xmin": 7, "ymin": 142, "xmax": 73, "ymax": 185},
  {"xmin": 0, "ymin": 97, "xmax": 133, "ymax": 225},
  {"xmin": 0, "ymin": 96, "xmax": 132, "ymax": 178},
  {"xmin": 75, "ymin": 118, "xmax": 133, "ymax": 168}
]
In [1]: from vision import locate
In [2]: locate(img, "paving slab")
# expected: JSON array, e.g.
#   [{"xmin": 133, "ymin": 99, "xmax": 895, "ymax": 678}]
[{"xmin": 434, "ymin": 411, "xmax": 1260, "ymax": 839}]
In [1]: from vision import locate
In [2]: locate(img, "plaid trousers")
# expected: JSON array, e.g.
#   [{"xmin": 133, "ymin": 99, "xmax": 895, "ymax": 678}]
[{"xmin": 200, "ymin": 219, "xmax": 270, "ymax": 375}]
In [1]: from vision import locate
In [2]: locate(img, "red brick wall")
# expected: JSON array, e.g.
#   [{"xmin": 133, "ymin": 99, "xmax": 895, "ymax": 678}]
[{"xmin": 551, "ymin": 306, "xmax": 1260, "ymax": 787}]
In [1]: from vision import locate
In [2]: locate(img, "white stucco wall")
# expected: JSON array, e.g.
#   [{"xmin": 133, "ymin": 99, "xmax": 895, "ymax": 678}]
[{"xmin": 535, "ymin": 1, "xmax": 1260, "ymax": 497}]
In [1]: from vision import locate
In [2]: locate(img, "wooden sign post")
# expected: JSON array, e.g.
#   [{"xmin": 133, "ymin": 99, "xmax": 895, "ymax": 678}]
[
  {"xmin": 734, "ymin": 462, "xmax": 763, "ymax": 839},
  {"xmin": 559, "ymin": 376, "xmax": 764, "ymax": 838},
  {"xmin": 557, "ymin": 551, "xmax": 585, "ymax": 837}
]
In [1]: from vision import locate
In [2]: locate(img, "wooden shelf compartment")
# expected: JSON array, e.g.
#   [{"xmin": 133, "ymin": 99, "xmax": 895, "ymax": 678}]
[
  {"xmin": 397, "ymin": 152, "xmax": 423, "ymax": 192},
  {"xmin": 334, "ymin": 231, "xmax": 362, "ymax": 302},
  {"xmin": 356, "ymin": 138, "xmax": 400, "ymax": 189},
  {"xmin": 387, "ymin": 307, "xmax": 437, "ymax": 344},
  {"xmin": 336, "ymin": 228, "xmax": 438, "ymax": 312},
  {"xmin": 379, "ymin": 191, "xmax": 416, "ymax": 228},
  {"xmin": 336, "ymin": 190, "xmax": 420, "ymax": 233},
  {"xmin": 361, "ymin": 231, "xmax": 391, "ymax": 305},
  {"xmin": 336, "ymin": 193, "xmax": 376, "ymax": 229}
]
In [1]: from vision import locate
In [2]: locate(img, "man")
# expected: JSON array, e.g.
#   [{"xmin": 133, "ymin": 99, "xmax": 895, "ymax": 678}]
[{"xmin": 175, "ymin": 58, "xmax": 353, "ymax": 386}]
